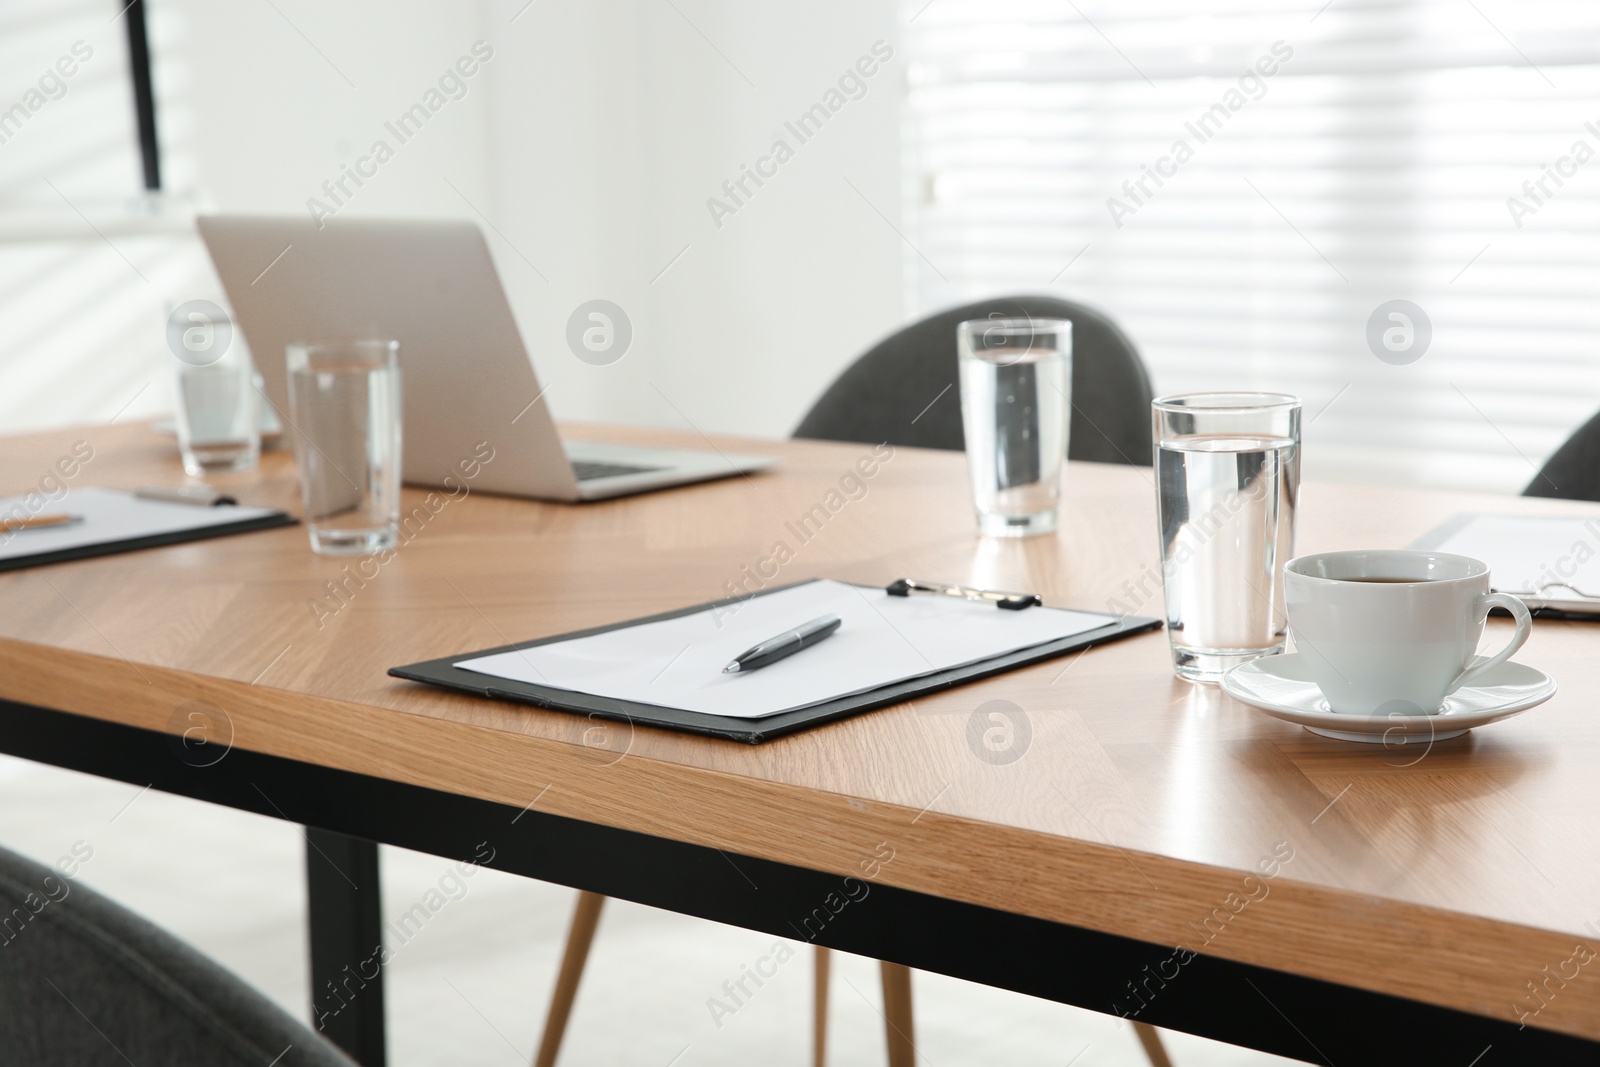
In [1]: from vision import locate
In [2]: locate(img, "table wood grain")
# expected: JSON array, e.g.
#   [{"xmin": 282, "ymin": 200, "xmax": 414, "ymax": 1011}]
[{"xmin": 1, "ymin": 420, "xmax": 1597, "ymax": 1040}]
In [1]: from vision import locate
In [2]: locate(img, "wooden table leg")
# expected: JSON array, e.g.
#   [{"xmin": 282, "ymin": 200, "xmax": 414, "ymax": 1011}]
[
  {"xmin": 813, "ymin": 946, "xmax": 831, "ymax": 1067},
  {"xmin": 880, "ymin": 961, "xmax": 915, "ymax": 1067},
  {"xmin": 533, "ymin": 891, "xmax": 607, "ymax": 1067},
  {"xmin": 1133, "ymin": 1021, "xmax": 1176, "ymax": 1067},
  {"xmin": 306, "ymin": 828, "xmax": 386, "ymax": 1066}
]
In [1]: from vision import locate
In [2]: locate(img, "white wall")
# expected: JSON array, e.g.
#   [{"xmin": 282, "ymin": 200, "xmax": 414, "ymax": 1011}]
[
  {"xmin": 173, "ymin": 3, "xmax": 495, "ymax": 217},
  {"xmin": 483, "ymin": 0, "xmax": 904, "ymax": 437},
  {"xmin": 0, "ymin": 0, "xmax": 903, "ymax": 441}
]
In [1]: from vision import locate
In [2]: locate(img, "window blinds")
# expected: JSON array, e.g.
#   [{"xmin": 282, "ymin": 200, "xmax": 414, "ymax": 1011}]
[
  {"xmin": 0, "ymin": 0, "xmax": 186, "ymax": 432},
  {"xmin": 903, "ymin": 0, "xmax": 1600, "ymax": 490}
]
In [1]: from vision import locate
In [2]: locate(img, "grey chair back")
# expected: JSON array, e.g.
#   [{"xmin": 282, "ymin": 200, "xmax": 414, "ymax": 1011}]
[
  {"xmin": 0, "ymin": 844, "xmax": 355, "ymax": 1067},
  {"xmin": 1525, "ymin": 410, "xmax": 1600, "ymax": 500},
  {"xmin": 793, "ymin": 295, "xmax": 1154, "ymax": 465}
]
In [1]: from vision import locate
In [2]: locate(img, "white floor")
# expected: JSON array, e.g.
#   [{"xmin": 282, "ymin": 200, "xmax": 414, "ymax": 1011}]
[{"xmin": 0, "ymin": 755, "xmax": 1304, "ymax": 1066}]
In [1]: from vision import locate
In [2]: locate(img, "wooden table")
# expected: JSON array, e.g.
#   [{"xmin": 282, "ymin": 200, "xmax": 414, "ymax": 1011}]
[{"xmin": 1, "ymin": 420, "xmax": 1597, "ymax": 1065}]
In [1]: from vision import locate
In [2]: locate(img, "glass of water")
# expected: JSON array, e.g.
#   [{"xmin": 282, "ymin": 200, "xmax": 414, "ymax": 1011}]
[
  {"xmin": 286, "ymin": 339, "xmax": 402, "ymax": 555},
  {"xmin": 168, "ymin": 299, "xmax": 259, "ymax": 475},
  {"xmin": 1153, "ymin": 392, "xmax": 1300, "ymax": 683},
  {"xmin": 957, "ymin": 318, "xmax": 1071, "ymax": 537}
]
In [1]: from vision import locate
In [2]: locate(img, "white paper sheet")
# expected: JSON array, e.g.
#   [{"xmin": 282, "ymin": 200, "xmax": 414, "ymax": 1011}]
[
  {"xmin": 455, "ymin": 579, "xmax": 1116, "ymax": 718},
  {"xmin": 0, "ymin": 487, "xmax": 284, "ymax": 563},
  {"xmin": 1420, "ymin": 513, "xmax": 1600, "ymax": 610}
]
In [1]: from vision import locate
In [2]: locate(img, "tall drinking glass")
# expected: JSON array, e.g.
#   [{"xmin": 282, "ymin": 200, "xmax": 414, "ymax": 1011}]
[
  {"xmin": 1153, "ymin": 393, "xmax": 1300, "ymax": 683},
  {"xmin": 286, "ymin": 340, "xmax": 402, "ymax": 555},
  {"xmin": 167, "ymin": 299, "xmax": 259, "ymax": 475},
  {"xmin": 957, "ymin": 318, "xmax": 1071, "ymax": 537}
]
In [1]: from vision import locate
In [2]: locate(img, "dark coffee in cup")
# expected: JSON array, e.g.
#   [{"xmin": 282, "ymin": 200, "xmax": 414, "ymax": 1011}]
[{"xmin": 1283, "ymin": 550, "xmax": 1531, "ymax": 715}]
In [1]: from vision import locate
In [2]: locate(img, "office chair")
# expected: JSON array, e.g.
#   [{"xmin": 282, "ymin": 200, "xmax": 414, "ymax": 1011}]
[
  {"xmin": 1524, "ymin": 409, "xmax": 1600, "ymax": 500},
  {"xmin": 793, "ymin": 294, "xmax": 1154, "ymax": 465},
  {"xmin": 534, "ymin": 296, "xmax": 1169, "ymax": 1067},
  {"xmin": 0, "ymin": 843, "xmax": 355, "ymax": 1067}
]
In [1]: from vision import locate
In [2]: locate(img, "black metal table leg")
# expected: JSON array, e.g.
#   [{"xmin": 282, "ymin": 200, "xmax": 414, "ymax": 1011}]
[{"xmin": 305, "ymin": 828, "xmax": 386, "ymax": 1066}]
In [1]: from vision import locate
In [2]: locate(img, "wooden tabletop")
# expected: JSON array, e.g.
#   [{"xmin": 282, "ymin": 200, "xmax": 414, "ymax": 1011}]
[{"xmin": 2, "ymin": 420, "xmax": 1597, "ymax": 1040}]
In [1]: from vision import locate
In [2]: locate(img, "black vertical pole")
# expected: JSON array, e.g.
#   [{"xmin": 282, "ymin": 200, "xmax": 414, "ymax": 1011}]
[
  {"xmin": 122, "ymin": 0, "xmax": 162, "ymax": 191},
  {"xmin": 306, "ymin": 829, "xmax": 388, "ymax": 1066}
]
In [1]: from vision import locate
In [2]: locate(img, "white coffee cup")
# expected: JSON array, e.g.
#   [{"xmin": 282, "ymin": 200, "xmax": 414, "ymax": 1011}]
[{"xmin": 1283, "ymin": 550, "xmax": 1531, "ymax": 716}]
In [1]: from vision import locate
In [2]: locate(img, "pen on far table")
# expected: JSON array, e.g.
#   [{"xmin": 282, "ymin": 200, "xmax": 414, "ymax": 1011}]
[
  {"xmin": 0, "ymin": 513, "xmax": 81, "ymax": 534},
  {"xmin": 722, "ymin": 614, "xmax": 842, "ymax": 674},
  {"xmin": 136, "ymin": 485, "xmax": 238, "ymax": 507}
]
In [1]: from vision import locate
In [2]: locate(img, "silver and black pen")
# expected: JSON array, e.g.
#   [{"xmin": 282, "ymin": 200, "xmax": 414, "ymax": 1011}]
[{"xmin": 722, "ymin": 614, "xmax": 842, "ymax": 674}]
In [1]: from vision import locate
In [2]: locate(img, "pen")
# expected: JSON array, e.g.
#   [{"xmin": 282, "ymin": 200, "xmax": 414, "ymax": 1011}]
[
  {"xmin": 136, "ymin": 485, "xmax": 238, "ymax": 507},
  {"xmin": 722, "ymin": 614, "xmax": 842, "ymax": 674},
  {"xmin": 0, "ymin": 513, "xmax": 81, "ymax": 533}
]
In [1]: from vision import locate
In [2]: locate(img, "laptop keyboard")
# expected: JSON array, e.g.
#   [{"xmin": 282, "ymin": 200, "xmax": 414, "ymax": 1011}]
[{"xmin": 571, "ymin": 459, "xmax": 664, "ymax": 481}]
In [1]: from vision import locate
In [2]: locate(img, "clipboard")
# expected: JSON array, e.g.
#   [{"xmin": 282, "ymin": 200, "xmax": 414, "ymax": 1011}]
[
  {"xmin": 389, "ymin": 579, "xmax": 1162, "ymax": 744},
  {"xmin": 1411, "ymin": 513, "xmax": 1600, "ymax": 620},
  {"xmin": 0, "ymin": 487, "xmax": 296, "ymax": 573}
]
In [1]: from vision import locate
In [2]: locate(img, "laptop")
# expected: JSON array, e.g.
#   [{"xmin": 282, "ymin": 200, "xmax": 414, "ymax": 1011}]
[{"xmin": 197, "ymin": 216, "xmax": 774, "ymax": 501}]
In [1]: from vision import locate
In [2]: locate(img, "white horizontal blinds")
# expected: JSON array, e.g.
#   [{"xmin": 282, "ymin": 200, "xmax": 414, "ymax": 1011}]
[
  {"xmin": 0, "ymin": 1, "xmax": 190, "ymax": 434},
  {"xmin": 903, "ymin": 0, "xmax": 1600, "ymax": 490},
  {"xmin": 0, "ymin": 3, "xmax": 140, "ymax": 207}
]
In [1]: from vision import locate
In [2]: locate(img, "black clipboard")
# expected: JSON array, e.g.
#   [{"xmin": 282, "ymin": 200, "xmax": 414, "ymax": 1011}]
[
  {"xmin": 389, "ymin": 579, "xmax": 1163, "ymax": 744},
  {"xmin": 0, "ymin": 503, "xmax": 296, "ymax": 573}
]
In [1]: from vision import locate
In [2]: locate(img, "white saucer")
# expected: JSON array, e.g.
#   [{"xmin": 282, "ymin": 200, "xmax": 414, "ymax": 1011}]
[{"xmin": 1220, "ymin": 652, "xmax": 1557, "ymax": 744}]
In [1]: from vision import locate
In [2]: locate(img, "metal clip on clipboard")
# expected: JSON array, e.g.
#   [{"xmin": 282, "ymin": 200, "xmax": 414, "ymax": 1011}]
[
  {"xmin": 885, "ymin": 578, "xmax": 1043, "ymax": 611},
  {"xmin": 1497, "ymin": 580, "xmax": 1600, "ymax": 602}
]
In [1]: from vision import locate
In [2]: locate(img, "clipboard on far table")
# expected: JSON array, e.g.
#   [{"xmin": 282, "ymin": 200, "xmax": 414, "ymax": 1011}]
[
  {"xmin": 1412, "ymin": 512, "xmax": 1600, "ymax": 619},
  {"xmin": 389, "ymin": 578, "xmax": 1162, "ymax": 744},
  {"xmin": 0, "ymin": 487, "xmax": 295, "ymax": 573}
]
